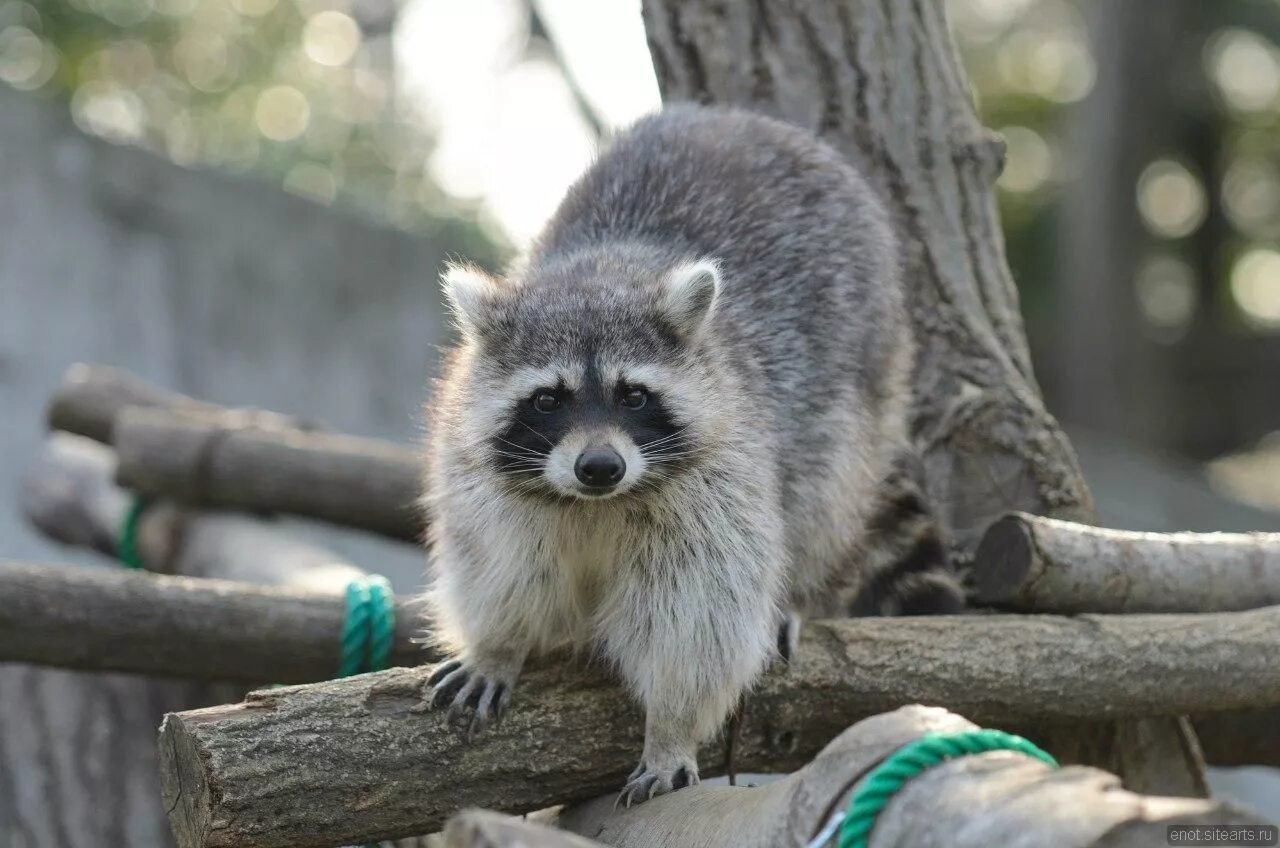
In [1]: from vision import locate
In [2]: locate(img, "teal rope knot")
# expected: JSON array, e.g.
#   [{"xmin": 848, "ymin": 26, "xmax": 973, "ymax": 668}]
[
  {"xmin": 116, "ymin": 497, "xmax": 149, "ymax": 570},
  {"xmin": 833, "ymin": 728, "xmax": 1058, "ymax": 848},
  {"xmin": 338, "ymin": 574, "xmax": 394, "ymax": 677}
]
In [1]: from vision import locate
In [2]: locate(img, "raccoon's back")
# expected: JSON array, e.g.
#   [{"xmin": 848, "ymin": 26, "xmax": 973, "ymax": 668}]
[{"xmin": 532, "ymin": 104, "xmax": 909, "ymax": 424}]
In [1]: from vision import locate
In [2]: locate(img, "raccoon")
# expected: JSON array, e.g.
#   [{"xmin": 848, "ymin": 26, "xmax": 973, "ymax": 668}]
[{"xmin": 421, "ymin": 104, "xmax": 963, "ymax": 805}]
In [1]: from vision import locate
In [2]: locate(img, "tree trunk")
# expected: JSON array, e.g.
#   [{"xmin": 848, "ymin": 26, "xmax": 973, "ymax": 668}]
[{"xmin": 638, "ymin": 0, "xmax": 1202, "ymax": 796}]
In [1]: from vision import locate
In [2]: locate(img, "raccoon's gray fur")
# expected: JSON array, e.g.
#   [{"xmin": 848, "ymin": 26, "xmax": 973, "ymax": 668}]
[{"xmin": 422, "ymin": 104, "xmax": 963, "ymax": 804}]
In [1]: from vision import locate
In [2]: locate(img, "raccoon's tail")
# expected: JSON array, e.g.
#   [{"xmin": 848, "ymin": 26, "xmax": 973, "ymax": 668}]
[{"xmin": 849, "ymin": 450, "xmax": 966, "ymax": 617}]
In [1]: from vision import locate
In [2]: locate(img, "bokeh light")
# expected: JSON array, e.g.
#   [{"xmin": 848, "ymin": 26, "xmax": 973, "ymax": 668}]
[
  {"xmin": 255, "ymin": 84, "xmax": 311, "ymax": 141},
  {"xmin": 302, "ymin": 11, "xmax": 360, "ymax": 68},
  {"xmin": 71, "ymin": 80, "xmax": 146, "ymax": 141},
  {"xmin": 1205, "ymin": 28, "xmax": 1280, "ymax": 114},
  {"xmin": 0, "ymin": 25, "xmax": 57, "ymax": 90},
  {"xmin": 1135, "ymin": 255, "xmax": 1197, "ymax": 340},
  {"xmin": 996, "ymin": 28, "xmax": 1094, "ymax": 103},
  {"xmin": 998, "ymin": 125, "xmax": 1054, "ymax": 193},
  {"xmin": 1223, "ymin": 157, "xmax": 1280, "ymax": 239},
  {"xmin": 1230, "ymin": 248, "xmax": 1280, "ymax": 330},
  {"xmin": 1137, "ymin": 159, "xmax": 1208, "ymax": 239}
]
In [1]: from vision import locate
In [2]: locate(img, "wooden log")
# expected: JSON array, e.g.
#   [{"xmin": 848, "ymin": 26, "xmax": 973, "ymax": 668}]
[
  {"xmin": 0, "ymin": 561, "xmax": 430, "ymax": 683},
  {"xmin": 975, "ymin": 512, "xmax": 1280, "ymax": 613},
  {"xmin": 23, "ymin": 432, "xmax": 370, "ymax": 590},
  {"xmin": 41, "ymin": 365, "xmax": 420, "ymax": 542},
  {"xmin": 553, "ymin": 706, "xmax": 1268, "ymax": 848},
  {"xmin": 46, "ymin": 362, "xmax": 315, "ymax": 445},
  {"xmin": 23, "ymin": 431, "xmax": 133, "ymax": 559},
  {"xmin": 113, "ymin": 406, "xmax": 423, "ymax": 542},
  {"xmin": 443, "ymin": 812, "xmax": 605, "ymax": 848},
  {"xmin": 156, "ymin": 609, "xmax": 1280, "ymax": 848}
]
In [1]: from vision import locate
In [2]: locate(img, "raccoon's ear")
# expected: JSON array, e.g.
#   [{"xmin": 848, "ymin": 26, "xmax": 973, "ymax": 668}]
[
  {"xmin": 661, "ymin": 259, "xmax": 720, "ymax": 339},
  {"xmin": 441, "ymin": 263, "xmax": 500, "ymax": 336}
]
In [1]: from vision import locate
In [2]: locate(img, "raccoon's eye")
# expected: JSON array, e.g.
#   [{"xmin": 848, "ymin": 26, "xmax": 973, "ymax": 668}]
[
  {"xmin": 620, "ymin": 387, "xmax": 648, "ymax": 410},
  {"xmin": 532, "ymin": 391, "xmax": 561, "ymax": 413}
]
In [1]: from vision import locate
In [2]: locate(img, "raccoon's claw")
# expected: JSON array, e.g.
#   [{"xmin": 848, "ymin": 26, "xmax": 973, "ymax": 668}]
[
  {"xmin": 775, "ymin": 611, "xmax": 801, "ymax": 668},
  {"xmin": 427, "ymin": 660, "xmax": 513, "ymax": 742},
  {"xmin": 616, "ymin": 760, "xmax": 699, "ymax": 808}
]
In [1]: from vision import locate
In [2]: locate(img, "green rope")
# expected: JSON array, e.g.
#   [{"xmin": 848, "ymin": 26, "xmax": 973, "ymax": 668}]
[
  {"xmin": 338, "ymin": 574, "xmax": 395, "ymax": 678},
  {"xmin": 364, "ymin": 574, "xmax": 394, "ymax": 673},
  {"xmin": 342, "ymin": 575, "xmax": 394, "ymax": 848},
  {"xmin": 835, "ymin": 729, "xmax": 1058, "ymax": 848},
  {"xmin": 115, "ymin": 498, "xmax": 149, "ymax": 570}
]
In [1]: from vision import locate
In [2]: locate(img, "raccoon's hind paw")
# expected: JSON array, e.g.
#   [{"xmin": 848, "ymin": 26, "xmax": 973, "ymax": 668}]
[
  {"xmin": 616, "ymin": 758, "xmax": 699, "ymax": 808},
  {"xmin": 427, "ymin": 659, "xmax": 515, "ymax": 742}
]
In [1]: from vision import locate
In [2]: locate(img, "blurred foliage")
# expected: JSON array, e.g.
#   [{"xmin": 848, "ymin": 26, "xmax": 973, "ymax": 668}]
[
  {"xmin": 3, "ymin": 0, "xmax": 1279, "ymax": 327},
  {"xmin": 0, "ymin": 0, "xmax": 498, "ymax": 259},
  {"xmin": 951, "ymin": 0, "xmax": 1280, "ymax": 338}
]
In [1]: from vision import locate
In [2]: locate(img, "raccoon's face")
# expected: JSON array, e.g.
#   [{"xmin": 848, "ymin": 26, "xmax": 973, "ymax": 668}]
[{"xmin": 441, "ymin": 255, "xmax": 720, "ymax": 501}]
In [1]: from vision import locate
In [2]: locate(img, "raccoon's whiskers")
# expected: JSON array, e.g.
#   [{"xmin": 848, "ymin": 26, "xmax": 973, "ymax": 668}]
[
  {"xmin": 515, "ymin": 420, "xmax": 555, "ymax": 447},
  {"xmin": 642, "ymin": 450, "xmax": 697, "ymax": 464},
  {"xmin": 638, "ymin": 428, "xmax": 688, "ymax": 451},
  {"xmin": 491, "ymin": 448, "xmax": 546, "ymax": 462},
  {"xmin": 492, "ymin": 436, "xmax": 549, "ymax": 458}
]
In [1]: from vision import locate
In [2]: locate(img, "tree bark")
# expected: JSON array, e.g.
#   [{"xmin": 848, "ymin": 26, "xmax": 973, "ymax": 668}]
[
  {"xmin": 0, "ymin": 561, "xmax": 430, "ymax": 682},
  {"xmin": 113, "ymin": 406, "xmax": 423, "ymax": 542},
  {"xmin": 637, "ymin": 0, "xmax": 1208, "ymax": 795},
  {"xmin": 156, "ymin": 609, "xmax": 1280, "ymax": 847},
  {"xmin": 974, "ymin": 512, "xmax": 1280, "ymax": 613}
]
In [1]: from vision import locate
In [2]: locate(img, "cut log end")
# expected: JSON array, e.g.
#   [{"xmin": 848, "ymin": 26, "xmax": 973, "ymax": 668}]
[
  {"xmin": 159, "ymin": 713, "xmax": 215, "ymax": 848},
  {"xmin": 973, "ymin": 513, "xmax": 1038, "ymax": 605}
]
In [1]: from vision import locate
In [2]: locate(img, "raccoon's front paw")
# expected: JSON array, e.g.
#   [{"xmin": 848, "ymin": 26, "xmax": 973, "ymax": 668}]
[
  {"xmin": 774, "ymin": 611, "xmax": 801, "ymax": 668},
  {"xmin": 617, "ymin": 757, "xmax": 699, "ymax": 808},
  {"xmin": 427, "ymin": 659, "xmax": 515, "ymax": 742}
]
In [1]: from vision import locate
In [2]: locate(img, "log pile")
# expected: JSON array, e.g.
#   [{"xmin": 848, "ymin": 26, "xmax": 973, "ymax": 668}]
[
  {"xmin": 13, "ymin": 360, "xmax": 1280, "ymax": 846},
  {"xmin": 152, "ymin": 615, "xmax": 1280, "ymax": 847}
]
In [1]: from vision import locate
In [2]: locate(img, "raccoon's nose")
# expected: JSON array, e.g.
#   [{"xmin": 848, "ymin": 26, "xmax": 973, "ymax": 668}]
[{"xmin": 574, "ymin": 447, "xmax": 626, "ymax": 488}]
